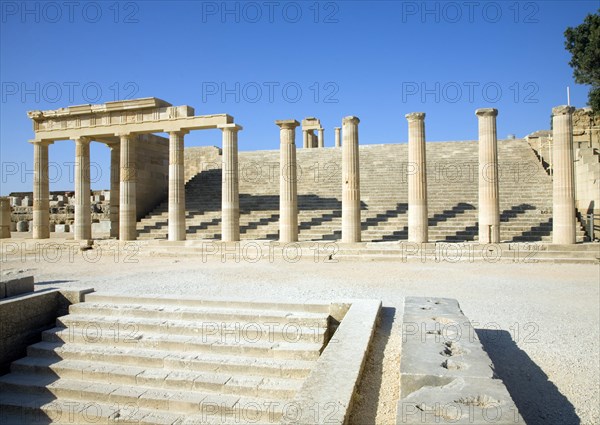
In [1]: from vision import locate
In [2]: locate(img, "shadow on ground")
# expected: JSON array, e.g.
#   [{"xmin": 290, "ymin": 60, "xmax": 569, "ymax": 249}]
[{"xmin": 477, "ymin": 329, "xmax": 580, "ymax": 425}]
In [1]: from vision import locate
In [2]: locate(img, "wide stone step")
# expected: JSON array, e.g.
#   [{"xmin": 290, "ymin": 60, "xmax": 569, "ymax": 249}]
[
  {"xmin": 10, "ymin": 357, "xmax": 302, "ymax": 399},
  {"xmin": 26, "ymin": 341, "xmax": 314, "ymax": 379},
  {"xmin": 0, "ymin": 373, "xmax": 287, "ymax": 421},
  {"xmin": 83, "ymin": 293, "xmax": 331, "ymax": 314},
  {"xmin": 57, "ymin": 312, "xmax": 327, "ymax": 344},
  {"xmin": 0, "ymin": 392, "xmax": 188, "ymax": 425},
  {"xmin": 42, "ymin": 327, "xmax": 323, "ymax": 361}
]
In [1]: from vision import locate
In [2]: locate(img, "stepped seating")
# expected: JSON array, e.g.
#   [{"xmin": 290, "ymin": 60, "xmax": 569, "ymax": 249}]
[
  {"xmin": 137, "ymin": 139, "xmax": 586, "ymax": 243},
  {"xmin": 0, "ymin": 293, "xmax": 336, "ymax": 424}
]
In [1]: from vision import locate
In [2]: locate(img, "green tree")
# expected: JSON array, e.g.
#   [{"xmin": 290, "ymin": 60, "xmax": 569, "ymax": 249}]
[{"xmin": 565, "ymin": 11, "xmax": 600, "ymax": 111}]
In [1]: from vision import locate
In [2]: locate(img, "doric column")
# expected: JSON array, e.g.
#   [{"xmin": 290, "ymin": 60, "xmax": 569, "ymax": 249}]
[
  {"xmin": 342, "ymin": 116, "xmax": 361, "ymax": 243},
  {"xmin": 219, "ymin": 124, "xmax": 242, "ymax": 242},
  {"xmin": 476, "ymin": 108, "xmax": 500, "ymax": 244},
  {"xmin": 32, "ymin": 141, "xmax": 51, "ymax": 239},
  {"xmin": 168, "ymin": 131, "xmax": 187, "ymax": 241},
  {"xmin": 317, "ymin": 128, "xmax": 324, "ymax": 148},
  {"xmin": 335, "ymin": 127, "xmax": 341, "ymax": 147},
  {"xmin": 303, "ymin": 130, "xmax": 309, "ymax": 149},
  {"xmin": 109, "ymin": 144, "xmax": 120, "ymax": 238},
  {"xmin": 0, "ymin": 197, "xmax": 10, "ymax": 238},
  {"xmin": 311, "ymin": 132, "xmax": 318, "ymax": 148},
  {"xmin": 276, "ymin": 120, "xmax": 300, "ymax": 242},
  {"xmin": 74, "ymin": 137, "xmax": 92, "ymax": 240},
  {"xmin": 119, "ymin": 134, "xmax": 137, "ymax": 241},
  {"xmin": 552, "ymin": 105, "xmax": 576, "ymax": 244},
  {"xmin": 406, "ymin": 112, "xmax": 428, "ymax": 243}
]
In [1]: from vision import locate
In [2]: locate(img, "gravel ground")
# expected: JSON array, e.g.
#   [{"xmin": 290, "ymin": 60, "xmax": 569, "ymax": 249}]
[{"xmin": 2, "ymin": 250, "xmax": 599, "ymax": 425}]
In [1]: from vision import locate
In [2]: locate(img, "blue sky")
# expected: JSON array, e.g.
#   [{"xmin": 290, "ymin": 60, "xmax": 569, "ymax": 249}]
[{"xmin": 1, "ymin": 0, "xmax": 598, "ymax": 193}]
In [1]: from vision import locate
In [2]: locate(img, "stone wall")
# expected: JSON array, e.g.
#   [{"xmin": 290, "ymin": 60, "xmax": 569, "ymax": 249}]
[
  {"xmin": 135, "ymin": 134, "xmax": 169, "ymax": 220},
  {"xmin": 183, "ymin": 146, "xmax": 223, "ymax": 182},
  {"xmin": 0, "ymin": 281, "xmax": 93, "ymax": 374},
  {"xmin": 573, "ymin": 108, "xmax": 600, "ymax": 149},
  {"xmin": 573, "ymin": 108, "xmax": 600, "ymax": 239}
]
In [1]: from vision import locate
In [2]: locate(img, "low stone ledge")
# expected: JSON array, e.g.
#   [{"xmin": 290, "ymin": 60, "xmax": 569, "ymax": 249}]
[
  {"xmin": 397, "ymin": 297, "xmax": 524, "ymax": 424},
  {"xmin": 0, "ymin": 286, "xmax": 94, "ymax": 374},
  {"xmin": 281, "ymin": 299, "xmax": 381, "ymax": 424},
  {"xmin": 0, "ymin": 275, "xmax": 34, "ymax": 299}
]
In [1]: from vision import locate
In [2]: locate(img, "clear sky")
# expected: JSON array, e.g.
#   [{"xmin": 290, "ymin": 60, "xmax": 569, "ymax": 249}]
[{"xmin": 1, "ymin": 0, "xmax": 598, "ymax": 193}]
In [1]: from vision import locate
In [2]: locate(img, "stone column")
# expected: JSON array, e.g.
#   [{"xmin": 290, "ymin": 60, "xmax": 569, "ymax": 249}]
[
  {"xmin": 552, "ymin": 105, "xmax": 576, "ymax": 244},
  {"xmin": 335, "ymin": 127, "xmax": 341, "ymax": 147},
  {"xmin": 303, "ymin": 130, "xmax": 309, "ymax": 149},
  {"xmin": 276, "ymin": 120, "xmax": 300, "ymax": 242},
  {"xmin": 0, "ymin": 197, "xmax": 11, "ymax": 238},
  {"xmin": 317, "ymin": 128, "xmax": 324, "ymax": 148},
  {"xmin": 342, "ymin": 116, "xmax": 361, "ymax": 243},
  {"xmin": 219, "ymin": 124, "xmax": 242, "ymax": 242},
  {"xmin": 109, "ymin": 144, "xmax": 120, "ymax": 238},
  {"xmin": 74, "ymin": 137, "xmax": 92, "ymax": 240},
  {"xmin": 406, "ymin": 112, "xmax": 428, "ymax": 243},
  {"xmin": 476, "ymin": 108, "xmax": 500, "ymax": 244},
  {"xmin": 119, "ymin": 134, "xmax": 137, "ymax": 241},
  {"xmin": 32, "ymin": 141, "xmax": 51, "ymax": 239},
  {"xmin": 168, "ymin": 131, "xmax": 187, "ymax": 241}
]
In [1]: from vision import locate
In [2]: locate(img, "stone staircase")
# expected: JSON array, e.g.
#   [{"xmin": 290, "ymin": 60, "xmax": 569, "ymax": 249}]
[
  {"xmin": 137, "ymin": 139, "xmax": 586, "ymax": 243},
  {"xmin": 0, "ymin": 293, "xmax": 335, "ymax": 424}
]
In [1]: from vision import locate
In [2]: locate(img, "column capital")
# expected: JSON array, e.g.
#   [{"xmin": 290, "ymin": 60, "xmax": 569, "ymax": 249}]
[
  {"xmin": 168, "ymin": 129, "xmax": 189, "ymax": 136},
  {"xmin": 28, "ymin": 139, "xmax": 54, "ymax": 146},
  {"xmin": 335, "ymin": 127, "xmax": 341, "ymax": 130},
  {"xmin": 343, "ymin": 116, "xmax": 360, "ymax": 125},
  {"xmin": 218, "ymin": 123, "xmax": 243, "ymax": 132},
  {"xmin": 475, "ymin": 108, "xmax": 498, "ymax": 117},
  {"xmin": 552, "ymin": 105, "xmax": 575, "ymax": 116},
  {"xmin": 405, "ymin": 112, "xmax": 426, "ymax": 121},
  {"xmin": 275, "ymin": 119, "xmax": 300, "ymax": 129},
  {"xmin": 72, "ymin": 136, "xmax": 92, "ymax": 144}
]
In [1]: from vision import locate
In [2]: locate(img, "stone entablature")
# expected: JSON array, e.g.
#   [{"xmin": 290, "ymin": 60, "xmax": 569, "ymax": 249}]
[{"xmin": 28, "ymin": 97, "xmax": 232, "ymax": 143}]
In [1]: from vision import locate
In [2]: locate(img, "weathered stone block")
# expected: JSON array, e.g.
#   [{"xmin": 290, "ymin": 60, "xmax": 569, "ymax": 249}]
[
  {"xmin": 397, "ymin": 297, "xmax": 523, "ymax": 424},
  {"xmin": 0, "ymin": 275, "xmax": 34, "ymax": 299},
  {"xmin": 92, "ymin": 220, "xmax": 111, "ymax": 233},
  {"xmin": 55, "ymin": 224, "xmax": 70, "ymax": 233}
]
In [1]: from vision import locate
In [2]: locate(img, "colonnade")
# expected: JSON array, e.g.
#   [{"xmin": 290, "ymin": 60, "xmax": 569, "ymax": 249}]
[
  {"xmin": 28, "ymin": 105, "xmax": 577, "ymax": 245},
  {"xmin": 272, "ymin": 105, "xmax": 576, "ymax": 244},
  {"xmin": 31, "ymin": 125, "xmax": 243, "ymax": 243}
]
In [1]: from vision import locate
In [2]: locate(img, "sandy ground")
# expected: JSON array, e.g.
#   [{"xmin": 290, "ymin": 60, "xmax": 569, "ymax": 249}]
[{"xmin": 1, "ymin": 247, "xmax": 599, "ymax": 425}]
